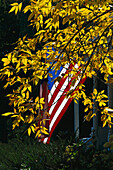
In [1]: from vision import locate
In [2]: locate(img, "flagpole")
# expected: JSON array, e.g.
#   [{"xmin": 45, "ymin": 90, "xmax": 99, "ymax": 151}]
[{"xmin": 74, "ymin": 101, "xmax": 79, "ymax": 139}]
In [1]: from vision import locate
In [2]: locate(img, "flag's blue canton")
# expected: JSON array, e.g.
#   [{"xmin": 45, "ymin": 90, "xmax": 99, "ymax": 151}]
[
  {"xmin": 47, "ymin": 47, "xmax": 63, "ymax": 90},
  {"xmin": 48, "ymin": 68, "xmax": 62, "ymax": 90}
]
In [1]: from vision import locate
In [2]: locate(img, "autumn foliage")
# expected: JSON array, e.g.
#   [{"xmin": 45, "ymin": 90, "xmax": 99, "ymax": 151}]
[{"xmin": 1, "ymin": 0, "xmax": 113, "ymax": 137}]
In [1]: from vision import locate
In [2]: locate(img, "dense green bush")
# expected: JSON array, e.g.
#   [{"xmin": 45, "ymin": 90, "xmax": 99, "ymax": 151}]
[
  {"xmin": 63, "ymin": 142, "xmax": 113, "ymax": 170},
  {"xmin": 0, "ymin": 135, "xmax": 113, "ymax": 170},
  {"xmin": 0, "ymin": 136, "xmax": 69, "ymax": 170}
]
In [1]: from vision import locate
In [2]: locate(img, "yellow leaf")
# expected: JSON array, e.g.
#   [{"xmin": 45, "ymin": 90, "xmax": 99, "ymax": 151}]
[
  {"xmin": 22, "ymin": 58, "xmax": 27, "ymax": 65},
  {"xmin": 38, "ymin": 133, "xmax": 41, "ymax": 138},
  {"xmin": 93, "ymin": 88, "xmax": 97, "ymax": 95},
  {"xmin": 84, "ymin": 107, "xmax": 88, "ymax": 112},
  {"xmin": 22, "ymin": 92, "xmax": 25, "ymax": 98},
  {"xmin": 36, "ymin": 22, "xmax": 40, "ymax": 31},
  {"xmin": 28, "ymin": 12, "xmax": 34, "ymax": 21},
  {"xmin": 26, "ymin": 91, "xmax": 29, "ymax": 99},
  {"xmin": 35, "ymin": 97, "xmax": 39, "ymax": 103},
  {"xmin": 19, "ymin": 3, "xmax": 22, "ymax": 12},
  {"xmin": 9, "ymin": 6, "xmax": 16, "ymax": 13},
  {"xmin": 39, "ymin": 33, "xmax": 44, "ymax": 42},
  {"xmin": 45, "ymin": 20, "xmax": 52, "ymax": 29},
  {"xmin": 40, "ymin": 97, "xmax": 45, "ymax": 104},
  {"xmin": 90, "ymin": 113, "xmax": 96, "ymax": 119},
  {"xmin": 23, "ymin": 68, "xmax": 27, "ymax": 74},
  {"xmin": 99, "ymin": 101, "xmax": 106, "ymax": 107},
  {"xmin": 28, "ymin": 127, "xmax": 31, "ymax": 136},
  {"xmin": 43, "ymin": 127, "xmax": 48, "ymax": 131},
  {"xmin": 2, "ymin": 58, "xmax": 10, "ymax": 66},
  {"xmin": 28, "ymin": 85, "xmax": 32, "ymax": 92},
  {"xmin": 108, "ymin": 116, "xmax": 111, "ymax": 122},
  {"xmin": 63, "ymin": 16, "xmax": 69, "ymax": 25},
  {"xmin": 20, "ymin": 116, "xmax": 24, "ymax": 121},
  {"xmin": 22, "ymin": 86, "xmax": 27, "ymax": 93},
  {"xmin": 15, "ymin": 6, "xmax": 19, "ymax": 15},
  {"xmin": 14, "ymin": 108, "xmax": 17, "ymax": 113},
  {"xmin": 11, "ymin": 115, "xmax": 18, "ymax": 117},
  {"xmin": 23, "ymin": 6, "xmax": 30, "ymax": 13},
  {"xmin": 2, "ymin": 112, "xmax": 14, "ymax": 116},
  {"xmin": 48, "ymin": 1, "xmax": 51, "ymax": 8},
  {"xmin": 103, "ymin": 120, "xmax": 107, "ymax": 127},
  {"xmin": 42, "ymin": 119, "xmax": 46, "ymax": 125},
  {"xmin": 45, "ymin": 18, "xmax": 51, "ymax": 24},
  {"xmin": 101, "ymin": 115, "xmax": 106, "ymax": 121},
  {"xmin": 31, "ymin": 125, "xmax": 35, "ymax": 133},
  {"xmin": 10, "ymin": 2, "xmax": 18, "ymax": 6},
  {"xmin": 41, "ymin": 129, "xmax": 49, "ymax": 135},
  {"xmin": 35, "ymin": 130, "xmax": 41, "ymax": 138},
  {"xmin": 100, "ymin": 90, "xmax": 105, "ymax": 94},
  {"xmin": 108, "ymin": 123, "xmax": 112, "ymax": 128},
  {"xmin": 48, "ymin": 73, "xmax": 53, "ymax": 78}
]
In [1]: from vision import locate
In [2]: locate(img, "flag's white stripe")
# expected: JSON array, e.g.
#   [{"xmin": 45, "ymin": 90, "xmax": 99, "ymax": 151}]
[
  {"xmin": 48, "ymin": 81, "xmax": 59, "ymax": 103},
  {"xmin": 49, "ymin": 97, "xmax": 68, "ymax": 131},
  {"xmin": 48, "ymin": 63, "xmax": 79, "ymax": 103},
  {"xmin": 49, "ymin": 78, "xmax": 81, "ymax": 132},
  {"xmin": 49, "ymin": 66, "xmax": 80, "ymax": 115},
  {"xmin": 49, "ymin": 76, "xmax": 71, "ymax": 115},
  {"xmin": 48, "ymin": 63, "xmax": 69, "ymax": 103},
  {"xmin": 43, "ymin": 137, "xmax": 48, "ymax": 144},
  {"xmin": 43, "ymin": 97, "xmax": 69, "ymax": 144}
]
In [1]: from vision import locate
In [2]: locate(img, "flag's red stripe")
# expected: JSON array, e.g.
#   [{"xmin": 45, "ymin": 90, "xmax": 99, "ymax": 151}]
[
  {"xmin": 46, "ymin": 77, "xmax": 86, "ymax": 144},
  {"xmin": 40, "ymin": 77, "xmax": 86, "ymax": 143},
  {"xmin": 39, "ymin": 77, "xmax": 86, "ymax": 144},
  {"xmin": 48, "ymin": 75, "xmax": 79, "ymax": 123},
  {"xmin": 48, "ymin": 68, "xmax": 82, "ymax": 118},
  {"xmin": 46, "ymin": 98, "xmax": 73, "ymax": 144}
]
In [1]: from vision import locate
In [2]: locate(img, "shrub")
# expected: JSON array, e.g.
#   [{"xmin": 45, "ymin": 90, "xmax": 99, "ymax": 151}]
[{"xmin": 0, "ymin": 135, "xmax": 113, "ymax": 170}]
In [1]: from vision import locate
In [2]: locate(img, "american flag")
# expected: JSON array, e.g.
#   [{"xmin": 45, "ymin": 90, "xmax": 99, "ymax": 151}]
[{"xmin": 39, "ymin": 60, "xmax": 86, "ymax": 144}]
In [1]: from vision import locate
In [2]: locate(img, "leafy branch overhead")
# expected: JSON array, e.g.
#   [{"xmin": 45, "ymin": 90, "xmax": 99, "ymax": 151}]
[
  {"xmin": 9, "ymin": 2, "xmax": 22, "ymax": 15},
  {"xmin": 1, "ymin": 0, "xmax": 113, "ymax": 137}
]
